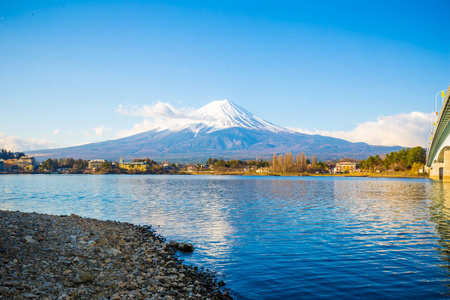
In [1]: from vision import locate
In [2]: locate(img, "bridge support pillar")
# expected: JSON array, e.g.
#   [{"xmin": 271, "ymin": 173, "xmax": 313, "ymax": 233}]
[
  {"xmin": 430, "ymin": 162, "xmax": 443, "ymax": 180},
  {"xmin": 444, "ymin": 151, "xmax": 450, "ymax": 182},
  {"xmin": 430, "ymin": 150, "xmax": 450, "ymax": 181}
]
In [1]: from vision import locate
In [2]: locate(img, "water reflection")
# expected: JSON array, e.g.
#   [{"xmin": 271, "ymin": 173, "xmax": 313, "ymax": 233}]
[
  {"xmin": 428, "ymin": 181, "xmax": 450, "ymax": 283},
  {"xmin": 2, "ymin": 175, "xmax": 450, "ymax": 299}
]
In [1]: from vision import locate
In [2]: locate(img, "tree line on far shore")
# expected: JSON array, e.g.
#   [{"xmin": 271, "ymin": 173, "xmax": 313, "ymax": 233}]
[
  {"xmin": 39, "ymin": 157, "xmax": 161, "ymax": 173},
  {"xmin": 358, "ymin": 146, "xmax": 426, "ymax": 171},
  {"xmin": 40, "ymin": 158, "xmax": 90, "ymax": 172},
  {"xmin": 206, "ymin": 152, "xmax": 328, "ymax": 173},
  {"xmin": 206, "ymin": 158, "xmax": 270, "ymax": 170},
  {"xmin": 207, "ymin": 147, "xmax": 427, "ymax": 174},
  {"xmin": 270, "ymin": 152, "xmax": 327, "ymax": 173},
  {"xmin": 2, "ymin": 146, "xmax": 428, "ymax": 174}
]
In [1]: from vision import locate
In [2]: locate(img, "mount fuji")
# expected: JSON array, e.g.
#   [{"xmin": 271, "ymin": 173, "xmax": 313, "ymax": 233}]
[
  {"xmin": 181, "ymin": 100, "xmax": 286, "ymax": 134},
  {"xmin": 29, "ymin": 100, "xmax": 402, "ymax": 161}
]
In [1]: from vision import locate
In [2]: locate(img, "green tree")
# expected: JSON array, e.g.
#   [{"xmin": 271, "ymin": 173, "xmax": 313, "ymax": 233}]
[
  {"xmin": 206, "ymin": 158, "xmax": 218, "ymax": 166},
  {"xmin": 216, "ymin": 159, "xmax": 228, "ymax": 168},
  {"xmin": 315, "ymin": 161, "xmax": 328, "ymax": 170},
  {"xmin": 358, "ymin": 146, "xmax": 426, "ymax": 171},
  {"xmin": 0, "ymin": 149, "xmax": 24, "ymax": 160},
  {"xmin": 102, "ymin": 162, "xmax": 112, "ymax": 171},
  {"xmin": 40, "ymin": 158, "xmax": 59, "ymax": 171}
]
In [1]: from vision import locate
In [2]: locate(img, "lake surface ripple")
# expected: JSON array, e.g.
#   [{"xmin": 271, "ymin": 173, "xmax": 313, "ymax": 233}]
[{"xmin": 2, "ymin": 175, "xmax": 450, "ymax": 299}]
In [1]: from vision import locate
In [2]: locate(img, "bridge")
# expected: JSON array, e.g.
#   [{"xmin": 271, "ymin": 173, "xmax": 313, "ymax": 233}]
[{"xmin": 426, "ymin": 84, "xmax": 450, "ymax": 181}]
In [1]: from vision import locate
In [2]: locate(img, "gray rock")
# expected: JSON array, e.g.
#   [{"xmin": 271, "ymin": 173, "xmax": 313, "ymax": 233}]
[
  {"xmin": 105, "ymin": 247, "xmax": 121, "ymax": 256},
  {"xmin": 24, "ymin": 235, "xmax": 37, "ymax": 243},
  {"xmin": 177, "ymin": 243, "xmax": 195, "ymax": 253},
  {"xmin": 169, "ymin": 240, "xmax": 179, "ymax": 248},
  {"xmin": 3, "ymin": 280, "xmax": 19, "ymax": 286},
  {"xmin": 73, "ymin": 272, "xmax": 94, "ymax": 283}
]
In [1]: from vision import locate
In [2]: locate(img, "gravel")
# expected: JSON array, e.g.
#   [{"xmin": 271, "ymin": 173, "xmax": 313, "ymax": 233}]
[{"xmin": 0, "ymin": 210, "xmax": 232, "ymax": 300}]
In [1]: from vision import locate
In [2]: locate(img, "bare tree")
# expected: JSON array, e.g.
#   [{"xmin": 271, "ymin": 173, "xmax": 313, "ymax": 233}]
[
  {"xmin": 301, "ymin": 152, "xmax": 307, "ymax": 167},
  {"xmin": 285, "ymin": 152, "xmax": 294, "ymax": 172},
  {"xmin": 278, "ymin": 154, "xmax": 284, "ymax": 172}
]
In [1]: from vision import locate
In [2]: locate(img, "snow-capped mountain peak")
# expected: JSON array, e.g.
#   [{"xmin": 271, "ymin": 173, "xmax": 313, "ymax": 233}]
[
  {"xmin": 187, "ymin": 99, "xmax": 286, "ymax": 133},
  {"xmin": 28, "ymin": 99, "xmax": 403, "ymax": 161}
]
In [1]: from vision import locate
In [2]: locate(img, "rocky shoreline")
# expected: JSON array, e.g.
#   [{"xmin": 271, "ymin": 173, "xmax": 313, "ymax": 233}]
[{"xmin": 0, "ymin": 210, "xmax": 232, "ymax": 300}]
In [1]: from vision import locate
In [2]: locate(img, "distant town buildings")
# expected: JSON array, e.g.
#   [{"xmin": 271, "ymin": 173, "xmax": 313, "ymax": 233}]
[
  {"xmin": 0, "ymin": 151, "xmax": 367, "ymax": 176},
  {"xmin": 0, "ymin": 156, "xmax": 36, "ymax": 172},
  {"xmin": 88, "ymin": 159, "xmax": 107, "ymax": 171},
  {"xmin": 334, "ymin": 162, "xmax": 357, "ymax": 173},
  {"xmin": 119, "ymin": 159, "xmax": 148, "ymax": 172}
]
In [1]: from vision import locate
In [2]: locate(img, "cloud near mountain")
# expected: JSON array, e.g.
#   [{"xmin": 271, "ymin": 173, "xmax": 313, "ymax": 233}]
[
  {"xmin": 0, "ymin": 132, "xmax": 57, "ymax": 152},
  {"xmin": 292, "ymin": 111, "xmax": 434, "ymax": 148},
  {"xmin": 116, "ymin": 102, "xmax": 195, "ymax": 137},
  {"xmin": 117, "ymin": 102, "xmax": 192, "ymax": 119}
]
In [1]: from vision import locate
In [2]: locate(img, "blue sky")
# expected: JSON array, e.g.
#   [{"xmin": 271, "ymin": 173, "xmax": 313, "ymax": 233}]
[{"xmin": 1, "ymin": 0, "xmax": 450, "ymax": 151}]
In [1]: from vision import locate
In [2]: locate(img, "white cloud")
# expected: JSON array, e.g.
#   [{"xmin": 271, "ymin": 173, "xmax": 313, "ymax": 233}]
[
  {"xmin": 0, "ymin": 132, "xmax": 58, "ymax": 152},
  {"xmin": 292, "ymin": 111, "xmax": 435, "ymax": 147},
  {"xmin": 117, "ymin": 120, "xmax": 157, "ymax": 138},
  {"xmin": 53, "ymin": 129, "xmax": 59, "ymax": 135},
  {"xmin": 117, "ymin": 101, "xmax": 192, "ymax": 119},
  {"xmin": 94, "ymin": 125, "xmax": 110, "ymax": 137},
  {"xmin": 116, "ymin": 101, "xmax": 197, "ymax": 137}
]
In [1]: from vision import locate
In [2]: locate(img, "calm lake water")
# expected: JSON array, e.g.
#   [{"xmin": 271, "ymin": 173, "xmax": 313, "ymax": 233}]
[{"xmin": 2, "ymin": 174, "xmax": 450, "ymax": 299}]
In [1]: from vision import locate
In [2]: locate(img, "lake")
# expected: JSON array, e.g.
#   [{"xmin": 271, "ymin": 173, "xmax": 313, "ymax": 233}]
[{"xmin": 1, "ymin": 174, "xmax": 450, "ymax": 299}]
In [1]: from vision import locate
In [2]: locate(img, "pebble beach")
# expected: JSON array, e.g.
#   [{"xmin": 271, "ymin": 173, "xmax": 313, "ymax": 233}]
[{"xmin": 0, "ymin": 210, "xmax": 232, "ymax": 300}]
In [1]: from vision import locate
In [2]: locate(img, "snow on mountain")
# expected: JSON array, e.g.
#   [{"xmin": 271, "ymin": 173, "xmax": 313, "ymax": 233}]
[{"xmin": 183, "ymin": 100, "xmax": 288, "ymax": 134}]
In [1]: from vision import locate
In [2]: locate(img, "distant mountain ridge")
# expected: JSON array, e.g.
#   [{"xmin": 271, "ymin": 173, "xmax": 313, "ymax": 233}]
[{"xmin": 29, "ymin": 100, "xmax": 403, "ymax": 161}]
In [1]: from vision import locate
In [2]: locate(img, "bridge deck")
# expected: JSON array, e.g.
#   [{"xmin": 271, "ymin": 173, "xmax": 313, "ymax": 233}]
[{"xmin": 427, "ymin": 84, "xmax": 450, "ymax": 166}]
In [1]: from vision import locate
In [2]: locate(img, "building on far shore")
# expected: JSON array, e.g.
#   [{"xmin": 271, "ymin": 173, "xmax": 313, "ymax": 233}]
[
  {"xmin": 0, "ymin": 160, "xmax": 3, "ymax": 171},
  {"xmin": 15, "ymin": 156, "xmax": 36, "ymax": 171},
  {"xmin": 334, "ymin": 162, "xmax": 357, "ymax": 173},
  {"xmin": 119, "ymin": 159, "xmax": 148, "ymax": 172},
  {"xmin": 88, "ymin": 159, "xmax": 107, "ymax": 171},
  {"xmin": 256, "ymin": 167, "xmax": 270, "ymax": 174},
  {"xmin": 19, "ymin": 156, "xmax": 35, "ymax": 166},
  {"xmin": 3, "ymin": 159, "xmax": 16, "ymax": 172},
  {"xmin": 185, "ymin": 165, "xmax": 198, "ymax": 172}
]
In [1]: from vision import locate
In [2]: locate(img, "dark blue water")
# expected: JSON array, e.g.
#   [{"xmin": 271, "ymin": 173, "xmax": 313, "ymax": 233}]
[{"xmin": 1, "ymin": 174, "xmax": 450, "ymax": 299}]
